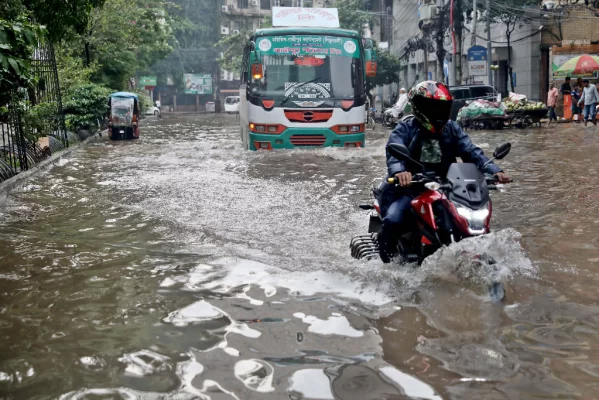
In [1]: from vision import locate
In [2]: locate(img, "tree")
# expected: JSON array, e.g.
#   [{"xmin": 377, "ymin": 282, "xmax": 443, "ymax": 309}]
[
  {"xmin": 0, "ymin": 14, "xmax": 46, "ymax": 106},
  {"xmin": 216, "ymin": 30, "xmax": 250, "ymax": 74},
  {"xmin": 78, "ymin": 0, "xmax": 175, "ymax": 89},
  {"xmin": 55, "ymin": 44, "xmax": 98, "ymax": 96},
  {"xmin": 367, "ymin": 49, "xmax": 401, "ymax": 103},
  {"xmin": 1, "ymin": 0, "xmax": 106, "ymax": 43},
  {"xmin": 336, "ymin": 0, "xmax": 373, "ymax": 34},
  {"xmin": 170, "ymin": 0, "xmax": 220, "ymax": 49}
]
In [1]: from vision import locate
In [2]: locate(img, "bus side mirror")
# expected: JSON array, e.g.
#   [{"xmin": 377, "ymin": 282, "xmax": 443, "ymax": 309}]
[
  {"xmin": 365, "ymin": 49, "xmax": 377, "ymax": 77},
  {"xmin": 249, "ymin": 51, "xmax": 263, "ymax": 80}
]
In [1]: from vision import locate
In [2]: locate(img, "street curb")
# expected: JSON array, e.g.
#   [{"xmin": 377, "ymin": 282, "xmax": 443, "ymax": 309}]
[{"xmin": 0, "ymin": 131, "xmax": 103, "ymax": 195}]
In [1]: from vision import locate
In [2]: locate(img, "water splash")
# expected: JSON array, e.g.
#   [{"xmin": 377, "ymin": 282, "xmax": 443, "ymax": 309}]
[{"xmin": 386, "ymin": 229, "xmax": 535, "ymax": 293}]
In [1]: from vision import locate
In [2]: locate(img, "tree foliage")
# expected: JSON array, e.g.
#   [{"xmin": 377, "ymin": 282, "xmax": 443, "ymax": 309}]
[
  {"xmin": 336, "ymin": 0, "xmax": 373, "ymax": 34},
  {"xmin": 216, "ymin": 31, "xmax": 250, "ymax": 73},
  {"xmin": 148, "ymin": 0, "xmax": 219, "ymax": 89},
  {"xmin": 0, "ymin": 0, "xmax": 106, "ymax": 42},
  {"xmin": 55, "ymin": 44, "xmax": 99, "ymax": 96},
  {"xmin": 0, "ymin": 15, "xmax": 46, "ymax": 106},
  {"xmin": 367, "ymin": 49, "xmax": 401, "ymax": 96},
  {"xmin": 79, "ymin": 0, "xmax": 175, "ymax": 89},
  {"xmin": 62, "ymin": 84, "xmax": 112, "ymax": 131},
  {"xmin": 170, "ymin": 0, "xmax": 220, "ymax": 48}
]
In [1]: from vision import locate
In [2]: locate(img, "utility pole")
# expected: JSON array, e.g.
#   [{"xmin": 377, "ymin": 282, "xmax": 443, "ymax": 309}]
[
  {"xmin": 436, "ymin": 0, "xmax": 446, "ymax": 84},
  {"xmin": 454, "ymin": 0, "xmax": 463, "ymax": 85},
  {"xmin": 486, "ymin": 0, "xmax": 493, "ymax": 86},
  {"xmin": 423, "ymin": 40, "xmax": 429, "ymax": 79},
  {"xmin": 472, "ymin": 0, "xmax": 477, "ymax": 46}
]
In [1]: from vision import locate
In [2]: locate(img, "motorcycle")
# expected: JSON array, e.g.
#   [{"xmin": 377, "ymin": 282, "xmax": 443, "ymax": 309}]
[
  {"xmin": 382, "ymin": 107, "xmax": 402, "ymax": 128},
  {"xmin": 349, "ymin": 142, "xmax": 512, "ymax": 300}
]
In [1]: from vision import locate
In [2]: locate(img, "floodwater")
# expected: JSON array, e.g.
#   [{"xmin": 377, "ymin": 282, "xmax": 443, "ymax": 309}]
[{"xmin": 1, "ymin": 115, "xmax": 599, "ymax": 399}]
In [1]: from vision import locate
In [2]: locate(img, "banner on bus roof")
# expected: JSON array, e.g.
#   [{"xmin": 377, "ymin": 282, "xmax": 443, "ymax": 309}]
[
  {"xmin": 272, "ymin": 7, "xmax": 340, "ymax": 28},
  {"xmin": 257, "ymin": 36, "xmax": 359, "ymax": 58}
]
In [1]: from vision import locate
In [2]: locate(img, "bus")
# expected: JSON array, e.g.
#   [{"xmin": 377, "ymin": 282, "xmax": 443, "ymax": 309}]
[{"xmin": 239, "ymin": 7, "xmax": 377, "ymax": 151}]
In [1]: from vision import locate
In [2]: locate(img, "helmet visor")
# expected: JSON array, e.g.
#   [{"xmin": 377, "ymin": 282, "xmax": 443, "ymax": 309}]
[{"xmin": 412, "ymin": 96, "xmax": 453, "ymax": 131}]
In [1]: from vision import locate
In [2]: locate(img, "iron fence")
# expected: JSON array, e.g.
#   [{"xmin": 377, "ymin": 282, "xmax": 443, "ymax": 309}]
[{"xmin": 0, "ymin": 42, "xmax": 67, "ymax": 184}]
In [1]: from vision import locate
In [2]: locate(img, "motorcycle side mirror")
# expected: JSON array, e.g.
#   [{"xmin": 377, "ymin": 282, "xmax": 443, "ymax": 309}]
[
  {"xmin": 387, "ymin": 143, "xmax": 411, "ymax": 160},
  {"xmin": 493, "ymin": 142, "xmax": 511, "ymax": 160},
  {"xmin": 387, "ymin": 143, "xmax": 424, "ymax": 170}
]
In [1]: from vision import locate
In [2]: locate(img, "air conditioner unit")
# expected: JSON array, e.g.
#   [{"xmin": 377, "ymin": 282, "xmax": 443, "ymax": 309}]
[
  {"xmin": 419, "ymin": 5, "xmax": 439, "ymax": 21},
  {"xmin": 221, "ymin": 26, "xmax": 230, "ymax": 35},
  {"xmin": 251, "ymin": 0, "xmax": 258, "ymax": 5},
  {"xmin": 221, "ymin": 5, "xmax": 228, "ymax": 12},
  {"xmin": 232, "ymin": 29, "xmax": 240, "ymax": 34}
]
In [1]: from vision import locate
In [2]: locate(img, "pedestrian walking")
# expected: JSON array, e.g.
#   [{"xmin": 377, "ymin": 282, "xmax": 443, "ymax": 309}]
[
  {"xmin": 547, "ymin": 83, "xmax": 559, "ymax": 125},
  {"xmin": 571, "ymin": 85, "xmax": 582, "ymax": 123},
  {"xmin": 578, "ymin": 79, "xmax": 599, "ymax": 127},
  {"xmin": 561, "ymin": 77, "xmax": 572, "ymax": 120},
  {"xmin": 596, "ymin": 81, "xmax": 599, "ymax": 120},
  {"xmin": 561, "ymin": 77, "xmax": 572, "ymax": 96}
]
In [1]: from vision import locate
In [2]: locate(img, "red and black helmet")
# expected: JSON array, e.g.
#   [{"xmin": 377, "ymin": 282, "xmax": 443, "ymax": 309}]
[{"xmin": 408, "ymin": 81, "xmax": 453, "ymax": 134}]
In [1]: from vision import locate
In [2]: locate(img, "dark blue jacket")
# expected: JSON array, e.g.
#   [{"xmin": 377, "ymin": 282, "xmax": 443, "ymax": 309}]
[{"xmin": 386, "ymin": 118, "xmax": 502, "ymax": 178}]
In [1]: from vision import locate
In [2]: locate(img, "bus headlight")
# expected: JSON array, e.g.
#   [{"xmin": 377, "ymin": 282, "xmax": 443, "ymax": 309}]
[{"xmin": 332, "ymin": 124, "xmax": 365, "ymax": 134}]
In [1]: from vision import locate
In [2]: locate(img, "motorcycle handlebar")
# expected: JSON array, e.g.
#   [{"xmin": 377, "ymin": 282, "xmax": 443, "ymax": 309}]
[
  {"xmin": 388, "ymin": 176, "xmax": 514, "ymax": 186},
  {"xmin": 485, "ymin": 177, "xmax": 514, "ymax": 184},
  {"xmin": 387, "ymin": 174, "xmax": 428, "ymax": 185}
]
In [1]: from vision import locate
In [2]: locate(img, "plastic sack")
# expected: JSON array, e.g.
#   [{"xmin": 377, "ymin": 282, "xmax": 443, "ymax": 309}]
[{"xmin": 508, "ymin": 92, "xmax": 527, "ymax": 103}]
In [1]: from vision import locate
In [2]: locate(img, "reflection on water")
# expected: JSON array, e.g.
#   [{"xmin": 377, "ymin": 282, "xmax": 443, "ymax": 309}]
[{"xmin": 1, "ymin": 116, "xmax": 599, "ymax": 398}]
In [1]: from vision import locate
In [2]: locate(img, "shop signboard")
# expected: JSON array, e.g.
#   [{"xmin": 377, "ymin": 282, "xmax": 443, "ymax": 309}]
[
  {"xmin": 468, "ymin": 45, "xmax": 488, "ymax": 77},
  {"xmin": 184, "ymin": 74, "xmax": 212, "ymax": 94},
  {"xmin": 138, "ymin": 76, "xmax": 157, "ymax": 87}
]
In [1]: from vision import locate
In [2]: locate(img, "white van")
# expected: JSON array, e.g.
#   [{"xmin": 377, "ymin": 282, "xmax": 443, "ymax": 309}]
[{"xmin": 224, "ymin": 96, "xmax": 240, "ymax": 113}]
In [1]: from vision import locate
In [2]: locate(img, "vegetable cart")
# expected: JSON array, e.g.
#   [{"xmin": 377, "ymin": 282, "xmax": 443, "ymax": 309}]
[{"xmin": 505, "ymin": 108, "xmax": 548, "ymax": 128}]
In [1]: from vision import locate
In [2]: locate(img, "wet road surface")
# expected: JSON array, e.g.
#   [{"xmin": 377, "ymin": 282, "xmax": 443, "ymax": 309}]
[{"xmin": 1, "ymin": 115, "xmax": 599, "ymax": 399}]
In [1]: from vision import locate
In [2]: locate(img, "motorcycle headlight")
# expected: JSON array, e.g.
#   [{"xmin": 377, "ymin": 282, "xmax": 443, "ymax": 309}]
[{"xmin": 455, "ymin": 203, "xmax": 489, "ymax": 232}]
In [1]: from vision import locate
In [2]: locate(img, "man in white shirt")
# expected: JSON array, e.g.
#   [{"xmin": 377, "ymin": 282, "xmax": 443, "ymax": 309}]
[
  {"xmin": 391, "ymin": 88, "xmax": 408, "ymax": 119},
  {"xmin": 578, "ymin": 79, "xmax": 599, "ymax": 127}
]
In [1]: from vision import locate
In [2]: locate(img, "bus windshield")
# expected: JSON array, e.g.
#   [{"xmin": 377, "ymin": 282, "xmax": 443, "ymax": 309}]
[{"xmin": 251, "ymin": 35, "xmax": 362, "ymax": 102}]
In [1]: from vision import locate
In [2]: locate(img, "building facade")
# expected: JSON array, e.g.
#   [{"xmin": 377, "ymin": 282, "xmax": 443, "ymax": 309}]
[
  {"xmin": 373, "ymin": 0, "xmax": 543, "ymax": 104},
  {"xmin": 540, "ymin": 4, "xmax": 599, "ymax": 110}
]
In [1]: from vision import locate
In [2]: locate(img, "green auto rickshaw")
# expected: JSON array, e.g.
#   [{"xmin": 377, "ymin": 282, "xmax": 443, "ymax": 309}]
[{"xmin": 108, "ymin": 92, "xmax": 140, "ymax": 140}]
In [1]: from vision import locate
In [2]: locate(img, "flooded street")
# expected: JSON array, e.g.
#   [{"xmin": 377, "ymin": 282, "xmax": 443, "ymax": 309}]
[{"xmin": 1, "ymin": 114, "xmax": 599, "ymax": 399}]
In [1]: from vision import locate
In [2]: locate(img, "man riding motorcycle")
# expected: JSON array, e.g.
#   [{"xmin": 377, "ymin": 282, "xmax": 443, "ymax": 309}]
[
  {"xmin": 391, "ymin": 88, "xmax": 408, "ymax": 119},
  {"xmin": 378, "ymin": 81, "xmax": 511, "ymax": 262}
]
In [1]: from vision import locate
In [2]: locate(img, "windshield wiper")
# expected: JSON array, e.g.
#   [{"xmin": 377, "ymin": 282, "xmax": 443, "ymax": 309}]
[{"xmin": 281, "ymin": 77, "xmax": 323, "ymax": 105}]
